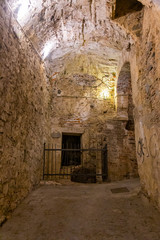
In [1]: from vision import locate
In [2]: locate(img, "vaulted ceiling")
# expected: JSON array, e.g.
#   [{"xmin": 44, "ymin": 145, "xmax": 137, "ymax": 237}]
[{"xmin": 7, "ymin": 0, "xmax": 148, "ymax": 75}]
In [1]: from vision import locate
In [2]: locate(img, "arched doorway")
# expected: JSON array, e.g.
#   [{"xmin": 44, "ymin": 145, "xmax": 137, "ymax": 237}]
[
  {"xmin": 116, "ymin": 62, "xmax": 138, "ymax": 178},
  {"xmin": 117, "ymin": 62, "xmax": 134, "ymax": 124}
]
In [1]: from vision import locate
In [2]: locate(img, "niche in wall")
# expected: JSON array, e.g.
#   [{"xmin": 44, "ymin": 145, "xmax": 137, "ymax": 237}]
[{"xmin": 113, "ymin": 0, "xmax": 143, "ymax": 18}]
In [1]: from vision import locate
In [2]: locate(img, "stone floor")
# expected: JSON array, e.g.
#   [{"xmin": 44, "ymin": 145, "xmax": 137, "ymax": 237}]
[{"xmin": 0, "ymin": 178, "xmax": 160, "ymax": 240}]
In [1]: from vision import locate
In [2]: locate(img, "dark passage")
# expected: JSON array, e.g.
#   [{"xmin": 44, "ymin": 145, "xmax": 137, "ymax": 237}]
[
  {"xmin": 114, "ymin": 0, "xmax": 143, "ymax": 18},
  {"xmin": 62, "ymin": 134, "xmax": 81, "ymax": 166}
]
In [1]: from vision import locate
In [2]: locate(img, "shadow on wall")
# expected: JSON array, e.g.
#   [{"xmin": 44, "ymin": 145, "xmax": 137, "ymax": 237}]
[{"xmin": 113, "ymin": 0, "xmax": 143, "ymax": 19}]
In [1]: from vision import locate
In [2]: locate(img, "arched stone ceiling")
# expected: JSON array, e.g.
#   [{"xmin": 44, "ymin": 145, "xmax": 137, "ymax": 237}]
[
  {"xmin": 8, "ymin": 2, "xmax": 131, "ymax": 51},
  {"xmin": 7, "ymin": 0, "xmax": 150, "ymax": 75}
]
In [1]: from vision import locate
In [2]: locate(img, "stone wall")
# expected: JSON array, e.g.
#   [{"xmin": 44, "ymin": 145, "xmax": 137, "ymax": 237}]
[
  {"xmin": 116, "ymin": 2, "xmax": 160, "ymax": 209},
  {"xmin": 48, "ymin": 56, "xmax": 138, "ymax": 182},
  {"xmin": 132, "ymin": 6, "xmax": 160, "ymax": 208},
  {"xmin": 114, "ymin": 9, "xmax": 144, "ymax": 38},
  {"xmin": 0, "ymin": 1, "xmax": 49, "ymax": 224},
  {"xmin": 0, "ymin": 0, "xmax": 141, "ymax": 224}
]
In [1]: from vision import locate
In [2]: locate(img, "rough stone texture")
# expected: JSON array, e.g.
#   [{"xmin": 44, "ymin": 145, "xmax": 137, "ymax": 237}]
[
  {"xmin": 133, "ymin": 6, "xmax": 160, "ymax": 209},
  {"xmin": 113, "ymin": 0, "xmax": 143, "ymax": 19},
  {"xmin": 114, "ymin": 9, "xmax": 144, "ymax": 38},
  {"xmin": 115, "ymin": 2, "xmax": 160, "ymax": 209},
  {"xmin": 0, "ymin": 1, "xmax": 49, "ymax": 224},
  {"xmin": 8, "ymin": 0, "xmax": 133, "ymax": 64},
  {"xmin": 48, "ymin": 55, "xmax": 138, "ymax": 181},
  {"xmin": 1, "ymin": 0, "xmax": 160, "ymax": 227}
]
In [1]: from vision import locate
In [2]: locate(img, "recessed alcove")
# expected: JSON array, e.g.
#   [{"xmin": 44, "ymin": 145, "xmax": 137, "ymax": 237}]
[
  {"xmin": 114, "ymin": 0, "xmax": 143, "ymax": 19},
  {"xmin": 61, "ymin": 134, "xmax": 81, "ymax": 166}
]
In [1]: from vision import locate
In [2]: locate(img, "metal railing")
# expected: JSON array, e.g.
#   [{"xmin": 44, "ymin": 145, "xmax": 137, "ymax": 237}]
[{"xmin": 43, "ymin": 143, "xmax": 108, "ymax": 182}]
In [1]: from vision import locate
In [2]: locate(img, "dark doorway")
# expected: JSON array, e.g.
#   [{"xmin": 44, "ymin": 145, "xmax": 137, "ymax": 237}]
[
  {"xmin": 114, "ymin": 0, "xmax": 143, "ymax": 18},
  {"xmin": 102, "ymin": 144, "xmax": 108, "ymax": 181},
  {"xmin": 61, "ymin": 134, "xmax": 81, "ymax": 166}
]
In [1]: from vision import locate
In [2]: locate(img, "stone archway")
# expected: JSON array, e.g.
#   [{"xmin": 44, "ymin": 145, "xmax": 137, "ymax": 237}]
[
  {"xmin": 117, "ymin": 62, "xmax": 134, "ymax": 124},
  {"xmin": 113, "ymin": 0, "xmax": 143, "ymax": 19},
  {"xmin": 116, "ymin": 62, "xmax": 138, "ymax": 178}
]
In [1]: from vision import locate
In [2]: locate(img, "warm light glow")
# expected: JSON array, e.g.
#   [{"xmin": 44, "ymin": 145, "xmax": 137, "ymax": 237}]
[
  {"xmin": 100, "ymin": 89, "xmax": 110, "ymax": 99},
  {"xmin": 17, "ymin": 0, "xmax": 30, "ymax": 22}
]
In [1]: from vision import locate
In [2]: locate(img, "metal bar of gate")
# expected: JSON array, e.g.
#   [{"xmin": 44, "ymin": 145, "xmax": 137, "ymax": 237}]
[
  {"xmin": 67, "ymin": 141, "xmax": 68, "ymax": 178},
  {"xmin": 44, "ymin": 148, "xmax": 105, "ymax": 151},
  {"xmin": 43, "ymin": 173, "xmax": 105, "ymax": 176},
  {"xmin": 55, "ymin": 144, "xmax": 56, "ymax": 179},
  {"xmin": 62, "ymin": 143, "xmax": 65, "ymax": 178},
  {"xmin": 51, "ymin": 143, "xmax": 53, "ymax": 178},
  {"xmin": 43, "ymin": 145, "xmax": 108, "ymax": 179},
  {"xmin": 43, "ymin": 143, "xmax": 46, "ymax": 180},
  {"xmin": 47, "ymin": 143, "xmax": 49, "ymax": 176}
]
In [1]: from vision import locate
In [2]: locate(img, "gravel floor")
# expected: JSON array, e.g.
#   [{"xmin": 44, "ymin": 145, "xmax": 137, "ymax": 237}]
[{"xmin": 0, "ymin": 178, "xmax": 160, "ymax": 240}]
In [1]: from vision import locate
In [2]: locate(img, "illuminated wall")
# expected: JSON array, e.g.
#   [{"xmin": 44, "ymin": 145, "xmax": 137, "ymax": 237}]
[{"xmin": 48, "ymin": 54, "xmax": 138, "ymax": 181}]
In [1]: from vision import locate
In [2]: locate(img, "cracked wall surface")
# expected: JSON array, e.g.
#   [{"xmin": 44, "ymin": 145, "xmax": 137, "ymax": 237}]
[
  {"xmin": 1, "ymin": 0, "xmax": 160, "ymax": 225},
  {"xmin": 0, "ymin": 1, "xmax": 49, "ymax": 224},
  {"xmin": 133, "ymin": 6, "xmax": 160, "ymax": 209},
  {"xmin": 115, "ymin": 1, "xmax": 160, "ymax": 209}
]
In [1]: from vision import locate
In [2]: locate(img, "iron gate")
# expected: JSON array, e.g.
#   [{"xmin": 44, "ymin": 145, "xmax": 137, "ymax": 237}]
[{"xmin": 43, "ymin": 143, "xmax": 108, "ymax": 182}]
